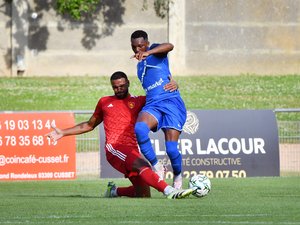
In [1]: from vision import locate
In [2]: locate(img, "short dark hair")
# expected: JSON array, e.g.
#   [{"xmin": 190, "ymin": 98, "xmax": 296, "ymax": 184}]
[
  {"xmin": 131, "ymin": 30, "xmax": 148, "ymax": 40},
  {"xmin": 110, "ymin": 71, "xmax": 128, "ymax": 82}
]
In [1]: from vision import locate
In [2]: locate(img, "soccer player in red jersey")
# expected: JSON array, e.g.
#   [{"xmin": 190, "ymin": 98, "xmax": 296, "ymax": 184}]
[{"xmin": 46, "ymin": 71, "xmax": 195, "ymax": 199}]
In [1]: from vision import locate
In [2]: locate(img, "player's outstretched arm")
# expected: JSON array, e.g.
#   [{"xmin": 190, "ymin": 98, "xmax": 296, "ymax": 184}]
[
  {"xmin": 45, "ymin": 115, "xmax": 101, "ymax": 142},
  {"xmin": 147, "ymin": 43, "xmax": 174, "ymax": 56},
  {"xmin": 131, "ymin": 43, "xmax": 174, "ymax": 61}
]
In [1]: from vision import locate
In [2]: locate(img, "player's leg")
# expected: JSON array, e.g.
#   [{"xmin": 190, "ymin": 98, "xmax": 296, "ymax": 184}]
[
  {"xmin": 105, "ymin": 145, "xmax": 159, "ymax": 198},
  {"xmin": 129, "ymin": 175, "xmax": 151, "ymax": 197},
  {"xmin": 128, "ymin": 152, "xmax": 168, "ymax": 193},
  {"xmin": 161, "ymin": 97, "xmax": 187, "ymax": 189},
  {"xmin": 129, "ymin": 170, "xmax": 195, "ymax": 199},
  {"xmin": 104, "ymin": 181, "xmax": 136, "ymax": 197},
  {"xmin": 134, "ymin": 111, "xmax": 165, "ymax": 177},
  {"xmin": 104, "ymin": 178, "xmax": 150, "ymax": 197},
  {"xmin": 106, "ymin": 176, "xmax": 195, "ymax": 199},
  {"xmin": 130, "ymin": 154, "xmax": 195, "ymax": 199},
  {"xmin": 164, "ymin": 129, "xmax": 183, "ymax": 189},
  {"xmin": 104, "ymin": 144, "xmax": 138, "ymax": 197}
]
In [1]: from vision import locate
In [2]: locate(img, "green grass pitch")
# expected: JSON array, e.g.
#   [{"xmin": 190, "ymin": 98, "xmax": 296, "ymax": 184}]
[
  {"xmin": 0, "ymin": 75, "xmax": 299, "ymax": 224},
  {"xmin": 0, "ymin": 177, "xmax": 299, "ymax": 225}
]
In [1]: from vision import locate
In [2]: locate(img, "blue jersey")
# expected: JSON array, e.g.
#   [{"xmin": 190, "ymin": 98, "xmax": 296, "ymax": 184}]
[{"xmin": 136, "ymin": 43, "xmax": 180, "ymax": 103}]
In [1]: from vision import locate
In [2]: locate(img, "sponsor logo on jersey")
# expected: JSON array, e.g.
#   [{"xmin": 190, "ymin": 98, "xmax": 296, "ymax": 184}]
[{"xmin": 145, "ymin": 78, "xmax": 164, "ymax": 92}]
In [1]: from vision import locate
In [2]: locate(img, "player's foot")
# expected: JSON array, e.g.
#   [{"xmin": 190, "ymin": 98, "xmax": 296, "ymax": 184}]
[
  {"xmin": 104, "ymin": 181, "xmax": 117, "ymax": 197},
  {"xmin": 153, "ymin": 163, "xmax": 167, "ymax": 180},
  {"xmin": 167, "ymin": 188, "xmax": 195, "ymax": 199},
  {"xmin": 173, "ymin": 174, "xmax": 183, "ymax": 189}
]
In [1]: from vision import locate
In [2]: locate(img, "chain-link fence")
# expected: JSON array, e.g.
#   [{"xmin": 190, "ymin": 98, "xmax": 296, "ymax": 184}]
[
  {"xmin": 73, "ymin": 111, "xmax": 99, "ymax": 179},
  {"xmin": 275, "ymin": 109, "xmax": 300, "ymax": 176},
  {"xmin": 75, "ymin": 110, "xmax": 300, "ymax": 178}
]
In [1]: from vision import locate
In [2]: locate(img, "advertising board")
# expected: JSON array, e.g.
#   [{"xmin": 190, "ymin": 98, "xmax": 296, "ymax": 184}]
[
  {"xmin": 0, "ymin": 112, "xmax": 76, "ymax": 180},
  {"xmin": 99, "ymin": 110, "xmax": 279, "ymax": 178}
]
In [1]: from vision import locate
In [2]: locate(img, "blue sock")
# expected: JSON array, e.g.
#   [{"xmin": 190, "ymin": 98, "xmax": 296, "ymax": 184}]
[
  {"xmin": 165, "ymin": 141, "xmax": 182, "ymax": 176},
  {"xmin": 134, "ymin": 122, "xmax": 158, "ymax": 166}
]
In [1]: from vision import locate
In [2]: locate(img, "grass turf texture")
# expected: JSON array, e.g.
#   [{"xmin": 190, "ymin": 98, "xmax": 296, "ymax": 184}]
[
  {"xmin": 0, "ymin": 177, "xmax": 299, "ymax": 225},
  {"xmin": 0, "ymin": 75, "xmax": 299, "ymax": 224},
  {"xmin": 0, "ymin": 74, "xmax": 299, "ymax": 121}
]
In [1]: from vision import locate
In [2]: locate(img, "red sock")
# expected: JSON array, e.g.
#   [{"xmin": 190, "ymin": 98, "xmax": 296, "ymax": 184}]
[
  {"xmin": 139, "ymin": 167, "xmax": 168, "ymax": 192},
  {"xmin": 116, "ymin": 186, "xmax": 136, "ymax": 197}
]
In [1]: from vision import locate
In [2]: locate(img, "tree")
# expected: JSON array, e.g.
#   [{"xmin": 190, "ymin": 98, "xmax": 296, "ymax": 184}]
[
  {"xmin": 56, "ymin": 0, "xmax": 170, "ymax": 20},
  {"xmin": 56, "ymin": 0, "xmax": 101, "ymax": 20}
]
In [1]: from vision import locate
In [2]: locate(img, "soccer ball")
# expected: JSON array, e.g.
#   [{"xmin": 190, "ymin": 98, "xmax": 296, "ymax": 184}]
[{"xmin": 189, "ymin": 174, "xmax": 211, "ymax": 198}]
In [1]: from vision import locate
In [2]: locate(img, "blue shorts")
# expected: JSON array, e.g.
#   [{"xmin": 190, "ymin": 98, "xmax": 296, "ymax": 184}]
[{"xmin": 141, "ymin": 96, "xmax": 187, "ymax": 132}]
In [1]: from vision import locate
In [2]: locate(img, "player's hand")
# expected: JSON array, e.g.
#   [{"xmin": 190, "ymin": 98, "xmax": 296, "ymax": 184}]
[
  {"xmin": 45, "ymin": 124, "xmax": 63, "ymax": 143},
  {"xmin": 164, "ymin": 75, "xmax": 178, "ymax": 92},
  {"xmin": 130, "ymin": 51, "xmax": 149, "ymax": 61}
]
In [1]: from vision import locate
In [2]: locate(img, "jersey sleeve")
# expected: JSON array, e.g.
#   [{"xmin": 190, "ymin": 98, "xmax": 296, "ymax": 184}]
[
  {"xmin": 137, "ymin": 96, "xmax": 146, "ymax": 109},
  {"xmin": 150, "ymin": 43, "xmax": 167, "ymax": 58},
  {"xmin": 92, "ymin": 98, "xmax": 104, "ymax": 121}
]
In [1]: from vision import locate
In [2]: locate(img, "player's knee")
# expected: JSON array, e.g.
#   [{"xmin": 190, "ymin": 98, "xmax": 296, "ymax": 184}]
[
  {"xmin": 135, "ymin": 185, "xmax": 151, "ymax": 198},
  {"xmin": 132, "ymin": 158, "xmax": 151, "ymax": 172},
  {"xmin": 134, "ymin": 122, "xmax": 150, "ymax": 142},
  {"xmin": 165, "ymin": 141, "xmax": 180, "ymax": 158}
]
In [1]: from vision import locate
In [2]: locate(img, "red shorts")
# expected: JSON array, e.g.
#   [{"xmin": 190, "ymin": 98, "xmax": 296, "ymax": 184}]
[{"xmin": 105, "ymin": 143, "xmax": 143, "ymax": 178}]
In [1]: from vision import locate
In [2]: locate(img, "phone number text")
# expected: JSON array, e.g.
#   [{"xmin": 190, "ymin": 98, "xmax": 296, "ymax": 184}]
[
  {"xmin": 166, "ymin": 170, "xmax": 247, "ymax": 179},
  {"xmin": 0, "ymin": 119, "xmax": 56, "ymax": 131},
  {"xmin": 0, "ymin": 135, "xmax": 56, "ymax": 147}
]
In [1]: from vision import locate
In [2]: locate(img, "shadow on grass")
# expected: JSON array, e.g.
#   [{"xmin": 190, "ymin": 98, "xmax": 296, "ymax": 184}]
[{"xmin": 15, "ymin": 194, "xmax": 100, "ymax": 198}]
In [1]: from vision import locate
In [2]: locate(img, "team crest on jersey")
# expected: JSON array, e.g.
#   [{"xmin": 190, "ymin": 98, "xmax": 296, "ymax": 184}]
[{"xmin": 128, "ymin": 101, "xmax": 135, "ymax": 109}]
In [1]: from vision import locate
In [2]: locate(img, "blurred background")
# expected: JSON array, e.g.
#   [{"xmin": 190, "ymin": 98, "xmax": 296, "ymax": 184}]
[{"xmin": 0, "ymin": 0, "xmax": 299, "ymax": 77}]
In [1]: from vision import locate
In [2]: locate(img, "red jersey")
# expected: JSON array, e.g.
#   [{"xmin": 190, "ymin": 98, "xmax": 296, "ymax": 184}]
[{"xmin": 93, "ymin": 94, "xmax": 146, "ymax": 147}]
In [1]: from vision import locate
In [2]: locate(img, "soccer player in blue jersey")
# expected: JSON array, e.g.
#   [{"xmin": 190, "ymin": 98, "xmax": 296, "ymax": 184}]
[{"xmin": 130, "ymin": 30, "xmax": 187, "ymax": 189}]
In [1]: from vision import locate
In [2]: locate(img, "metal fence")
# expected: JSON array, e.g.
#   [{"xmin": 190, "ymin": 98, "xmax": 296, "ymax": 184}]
[
  {"xmin": 75, "ymin": 109, "xmax": 300, "ymax": 178},
  {"xmin": 274, "ymin": 109, "xmax": 300, "ymax": 176},
  {"xmin": 73, "ymin": 111, "xmax": 99, "ymax": 178}
]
